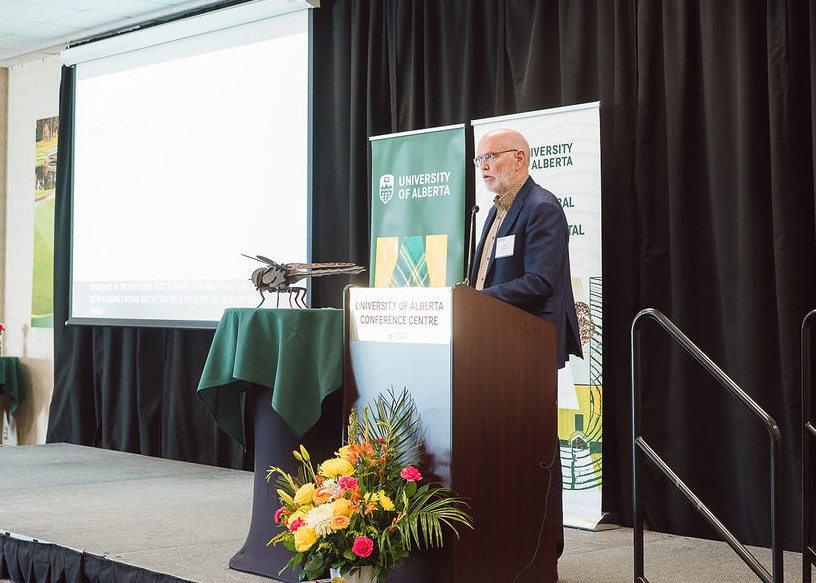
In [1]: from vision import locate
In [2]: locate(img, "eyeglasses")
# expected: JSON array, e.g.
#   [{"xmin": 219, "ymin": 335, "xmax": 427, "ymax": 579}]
[{"xmin": 472, "ymin": 149, "xmax": 518, "ymax": 167}]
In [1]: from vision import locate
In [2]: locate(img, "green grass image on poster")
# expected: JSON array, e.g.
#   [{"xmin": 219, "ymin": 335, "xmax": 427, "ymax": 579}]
[
  {"xmin": 34, "ymin": 116, "xmax": 57, "ymax": 328},
  {"xmin": 32, "ymin": 197, "xmax": 55, "ymax": 327}
]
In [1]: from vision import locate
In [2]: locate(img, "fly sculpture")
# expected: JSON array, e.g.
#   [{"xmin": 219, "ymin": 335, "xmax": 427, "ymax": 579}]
[{"xmin": 243, "ymin": 254, "xmax": 365, "ymax": 308}]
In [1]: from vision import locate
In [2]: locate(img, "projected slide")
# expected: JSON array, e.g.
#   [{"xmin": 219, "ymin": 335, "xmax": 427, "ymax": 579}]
[{"xmin": 70, "ymin": 9, "xmax": 311, "ymax": 326}]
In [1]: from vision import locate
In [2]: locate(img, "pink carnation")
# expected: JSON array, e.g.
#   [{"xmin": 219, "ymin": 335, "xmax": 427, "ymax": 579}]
[
  {"xmin": 352, "ymin": 536, "xmax": 374, "ymax": 557},
  {"xmin": 400, "ymin": 466, "xmax": 422, "ymax": 482},
  {"xmin": 274, "ymin": 505, "xmax": 287, "ymax": 524},
  {"xmin": 338, "ymin": 476, "xmax": 358, "ymax": 491},
  {"xmin": 288, "ymin": 517, "xmax": 305, "ymax": 532}
]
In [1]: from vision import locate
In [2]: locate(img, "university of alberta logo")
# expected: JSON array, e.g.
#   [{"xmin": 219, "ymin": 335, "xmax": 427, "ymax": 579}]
[{"xmin": 379, "ymin": 174, "xmax": 394, "ymax": 204}]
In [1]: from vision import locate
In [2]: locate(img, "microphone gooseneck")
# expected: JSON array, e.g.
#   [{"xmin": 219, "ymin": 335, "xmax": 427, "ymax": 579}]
[{"xmin": 464, "ymin": 204, "xmax": 480, "ymax": 287}]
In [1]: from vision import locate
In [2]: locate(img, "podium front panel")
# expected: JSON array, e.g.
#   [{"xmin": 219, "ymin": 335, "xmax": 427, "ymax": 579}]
[{"xmin": 347, "ymin": 286, "xmax": 453, "ymax": 487}]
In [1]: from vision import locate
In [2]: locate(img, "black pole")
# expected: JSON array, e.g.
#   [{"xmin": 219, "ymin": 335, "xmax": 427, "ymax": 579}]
[
  {"xmin": 802, "ymin": 310, "xmax": 816, "ymax": 583},
  {"xmin": 463, "ymin": 205, "xmax": 479, "ymax": 287}
]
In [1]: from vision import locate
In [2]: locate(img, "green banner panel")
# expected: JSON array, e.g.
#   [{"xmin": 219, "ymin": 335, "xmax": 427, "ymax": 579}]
[{"xmin": 369, "ymin": 126, "xmax": 465, "ymax": 287}]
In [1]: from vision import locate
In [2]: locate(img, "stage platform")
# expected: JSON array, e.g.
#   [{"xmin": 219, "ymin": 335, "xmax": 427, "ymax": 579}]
[{"xmin": 0, "ymin": 443, "xmax": 805, "ymax": 582}]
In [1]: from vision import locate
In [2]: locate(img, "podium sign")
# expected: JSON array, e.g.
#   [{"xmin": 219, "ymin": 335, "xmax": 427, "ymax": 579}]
[{"xmin": 348, "ymin": 286, "xmax": 452, "ymax": 344}]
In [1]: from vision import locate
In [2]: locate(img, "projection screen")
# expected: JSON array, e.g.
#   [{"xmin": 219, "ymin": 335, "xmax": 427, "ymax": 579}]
[{"xmin": 64, "ymin": 2, "xmax": 313, "ymax": 328}]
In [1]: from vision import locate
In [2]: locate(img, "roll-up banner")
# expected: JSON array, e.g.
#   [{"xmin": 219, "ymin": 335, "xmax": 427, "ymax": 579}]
[
  {"xmin": 369, "ymin": 125, "xmax": 466, "ymax": 287},
  {"xmin": 472, "ymin": 103, "xmax": 605, "ymax": 529}
]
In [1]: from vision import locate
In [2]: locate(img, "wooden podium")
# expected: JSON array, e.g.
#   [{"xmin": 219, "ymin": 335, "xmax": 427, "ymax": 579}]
[{"xmin": 344, "ymin": 284, "xmax": 558, "ymax": 583}]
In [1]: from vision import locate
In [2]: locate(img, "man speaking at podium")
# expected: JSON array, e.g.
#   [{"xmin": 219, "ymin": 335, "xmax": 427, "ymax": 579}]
[{"xmin": 470, "ymin": 128, "xmax": 583, "ymax": 556}]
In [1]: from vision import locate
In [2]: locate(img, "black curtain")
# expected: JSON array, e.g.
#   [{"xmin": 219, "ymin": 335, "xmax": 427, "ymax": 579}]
[
  {"xmin": 1, "ymin": 534, "xmax": 190, "ymax": 583},
  {"xmin": 49, "ymin": 0, "xmax": 815, "ymax": 551},
  {"xmin": 627, "ymin": 0, "xmax": 816, "ymax": 552}
]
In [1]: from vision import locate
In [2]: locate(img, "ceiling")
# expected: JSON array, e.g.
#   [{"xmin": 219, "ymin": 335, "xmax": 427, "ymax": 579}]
[{"xmin": 0, "ymin": 0, "xmax": 220, "ymax": 67}]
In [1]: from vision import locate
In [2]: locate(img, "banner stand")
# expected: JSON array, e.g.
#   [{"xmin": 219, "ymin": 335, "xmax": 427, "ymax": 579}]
[{"xmin": 472, "ymin": 102, "xmax": 605, "ymax": 528}]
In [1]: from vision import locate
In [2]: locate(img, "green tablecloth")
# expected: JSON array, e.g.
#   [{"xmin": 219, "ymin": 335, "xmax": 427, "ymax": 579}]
[
  {"xmin": 197, "ymin": 308, "xmax": 343, "ymax": 445},
  {"xmin": 0, "ymin": 357, "xmax": 25, "ymax": 414}
]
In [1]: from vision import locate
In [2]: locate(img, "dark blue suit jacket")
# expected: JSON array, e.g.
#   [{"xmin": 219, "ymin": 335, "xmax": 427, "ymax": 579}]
[{"xmin": 470, "ymin": 176, "xmax": 582, "ymax": 368}]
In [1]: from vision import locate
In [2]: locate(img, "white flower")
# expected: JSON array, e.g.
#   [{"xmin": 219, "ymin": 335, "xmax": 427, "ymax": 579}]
[
  {"xmin": 322, "ymin": 479, "xmax": 341, "ymax": 498},
  {"xmin": 306, "ymin": 504, "xmax": 334, "ymax": 537}
]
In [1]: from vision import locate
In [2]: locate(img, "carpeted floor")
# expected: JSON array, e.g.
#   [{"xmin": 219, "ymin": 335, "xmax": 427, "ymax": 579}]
[{"xmin": 0, "ymin": 443, "xmax": 806, "ymax": 582}]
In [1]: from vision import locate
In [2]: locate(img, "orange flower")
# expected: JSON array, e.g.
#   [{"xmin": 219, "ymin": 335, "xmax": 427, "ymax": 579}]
[
  {"xmin": 313, "ymin": 486, "xmax": 333, "ymax": 505},
  {"xmin": 342, "ymin": 441, "xmax": 377, "ymax": 465},
  {"xmin": 329, "ymin": 515, "xmax": 350, "ymax": 530},
  {"xmin": 347, "ymin": 487, "xmax": 363, "ymax": 504},
  {"xmin": 362, "ymin": 492, "xmax": 380, "ymax": 514}
]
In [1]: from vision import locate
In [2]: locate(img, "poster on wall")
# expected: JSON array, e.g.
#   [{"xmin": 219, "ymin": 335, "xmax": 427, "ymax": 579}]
[
  {"xmin": 472, "ymin": 103, "xmax": 605, "ymax": 529},
  {"xmin": 369, "ymin": 125, "xmax": 466, "ymax": 287},
  {"xmin": 33, "ymin": 116, "xmax": 58, "ymax": 328}
]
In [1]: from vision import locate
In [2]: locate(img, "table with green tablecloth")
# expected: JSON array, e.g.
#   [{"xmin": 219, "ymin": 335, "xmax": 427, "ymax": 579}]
[
  {"xmin": 197, "ymin": 307, "xmax": 345, "ymax": 581},
  {"xmin": 0, "ymin": 356, "xmax": 25, "ymax": 414},
  {"xmin": 197, "ymin": 307, "xmax": 344, "ymax": 445}
]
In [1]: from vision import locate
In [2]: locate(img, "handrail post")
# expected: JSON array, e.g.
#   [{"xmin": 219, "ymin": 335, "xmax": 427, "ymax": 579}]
[
  {"xmin": 771, "ymin": 431, "xmax": 782, "ymax": 581},
  {"xmin": 631, "ymin": 317, "xmax": 645, "ymax": 581},
  {"xmin": 803, "ymin": 310, "xmax": 816, "ymax": 583}
]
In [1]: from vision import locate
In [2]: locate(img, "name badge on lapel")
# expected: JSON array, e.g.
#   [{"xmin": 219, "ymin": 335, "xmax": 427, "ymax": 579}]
[{"xmin": 495, "ymin": 235, "xmax": 515, "ymax": 258}]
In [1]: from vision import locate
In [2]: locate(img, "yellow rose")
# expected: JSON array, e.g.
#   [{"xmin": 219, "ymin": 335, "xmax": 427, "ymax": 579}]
[
  {"xmin": 293, "ymin": 526, "xmax": 317, "ymax": 552},
  {"xmin": 378, "ymin": 491, "xmax": 395, "ymax": 511},
  {"xmin": 329, "ymin": 515, "xmax": 350, "ymax": 530},
  {"xmin": 320, "ymin": 457, "xmax": 354, "ymax": 478},
  {"xmin": 294, "ymin": 483, "xmax": 316, "ymax": 505},
  {"xmin": 331, "ymin": 497, "xmax": 354, "ymax": 517}
]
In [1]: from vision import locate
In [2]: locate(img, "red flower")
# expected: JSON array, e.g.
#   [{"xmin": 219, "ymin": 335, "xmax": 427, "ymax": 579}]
[
  {"xmin": 288, "ymin": 517, "xmax": 305, "ymax": 532},
  {"xmin": 400, "ymin": 466, "xmax": 422, "ymax": 482},
  {"xmin": 338, "ymin": 476, "xmax": 358, "ymax": 491},
  {"xmin": 352, "ymin": 535, "xmax": 374, "ymax": 557},
  {"xmin": 274, "ymin": 505, "xmax": 287, "ymax": 524}
]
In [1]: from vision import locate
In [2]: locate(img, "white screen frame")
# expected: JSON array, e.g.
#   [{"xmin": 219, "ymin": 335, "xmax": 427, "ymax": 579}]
[{"xmin": 66, "ymin": 5, "xmax": 314, "ymax": 328}]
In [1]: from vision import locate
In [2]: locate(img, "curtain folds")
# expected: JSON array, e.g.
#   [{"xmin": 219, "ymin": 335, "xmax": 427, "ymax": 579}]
[
  {"xmin": 0, "ymin": 535, "xmax": 189, "ymax": 583},
  {"xmin": 49, "ymin": 0, "xmax": 815, "ymax": 550}
]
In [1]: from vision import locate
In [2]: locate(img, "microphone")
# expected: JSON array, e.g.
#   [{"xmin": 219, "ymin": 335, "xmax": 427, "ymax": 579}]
[{"xmin": 463, "ymin": 205, "xmax": 480, "ymax": 287}]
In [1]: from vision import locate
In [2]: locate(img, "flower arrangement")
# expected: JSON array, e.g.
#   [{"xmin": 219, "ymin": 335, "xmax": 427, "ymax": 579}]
[{"xmin": 266, "ymin": 389, "xmax": 472, "ymax": 581}]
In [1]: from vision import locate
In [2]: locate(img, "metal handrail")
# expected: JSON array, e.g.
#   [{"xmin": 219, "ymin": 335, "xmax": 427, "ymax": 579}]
[
  {"xmin": 802, "ymin": 310, "xmax": 816, "ymax": 583},
  {"xmin": 631, "ymin": 308, "xmax": 783, "ymax": 583}
]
